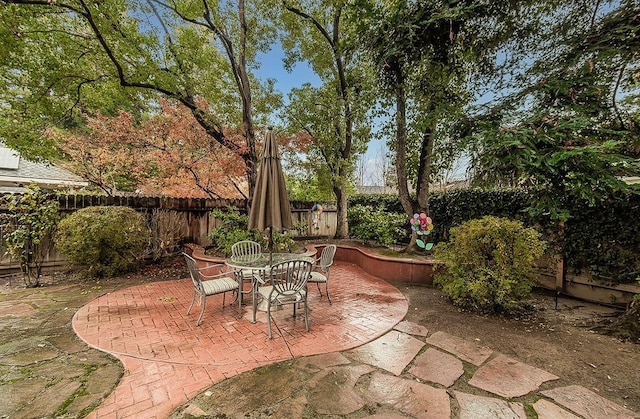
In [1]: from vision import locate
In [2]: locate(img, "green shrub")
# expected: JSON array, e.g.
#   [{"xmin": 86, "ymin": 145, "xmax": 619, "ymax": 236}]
[
  {"xmin": 55, "ymin": 206, "xmax": 149, "ymax": 277},
  {"xmin": 350, "ymin": 189, "xmax": 640, "ymax": 285},
  {"xmin": 0, "ymin": 183, "xmax": 60, "ymax": 286},
  {"xmin": 259, "ymin": 229, "xmax": 298, "ymax": 253},
  {"xmin": 208, "ymin": 207, "xmax": 256, "ymax": 255},
  {"xmin": 564, "ymin": 193, "xmax": 640, "ymax": 284},
  {"xmin": 349, "ymin": 194, "xmax": 405, "ymax": 212},
  {"xmin": 208, "ymin": 206, "xmax": 299, "ymax": 254},
  {"xmin": 433, "ymin": 216, "xmax": 546, "ymax": 313},
  {"xmin": 347, "ymin": 204, "xmax": 408, "ymax": 246}
]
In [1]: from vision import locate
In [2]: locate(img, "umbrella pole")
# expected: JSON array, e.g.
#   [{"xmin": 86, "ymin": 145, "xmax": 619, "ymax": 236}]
[{"xmin": 269, "ymin": 228, "xmax": 273, "ymax": 265}]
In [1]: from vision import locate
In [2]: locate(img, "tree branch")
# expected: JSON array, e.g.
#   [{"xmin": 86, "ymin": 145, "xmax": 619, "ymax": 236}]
[{"xmin": 283, "ymin": 1, "xmax": 335, "ymax": 51}]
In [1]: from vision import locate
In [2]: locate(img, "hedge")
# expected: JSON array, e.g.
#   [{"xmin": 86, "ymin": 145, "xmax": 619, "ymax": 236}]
[{"xmin": 349, "ymin": 189, "xmax": 640, "ymax": 285}]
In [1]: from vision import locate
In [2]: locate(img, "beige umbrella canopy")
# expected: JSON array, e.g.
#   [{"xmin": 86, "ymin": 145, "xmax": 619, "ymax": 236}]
[{"xmin": 248, "ymin": 128, "xmax": 293, "ymax": 253}]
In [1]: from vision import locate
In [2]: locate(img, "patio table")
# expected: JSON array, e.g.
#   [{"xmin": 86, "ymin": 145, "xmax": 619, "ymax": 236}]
[{"xmin": 226, "ymin": 253, "xmax": 314, "ymax": 323}]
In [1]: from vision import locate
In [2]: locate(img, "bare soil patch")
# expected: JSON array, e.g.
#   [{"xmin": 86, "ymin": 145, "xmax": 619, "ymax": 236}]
[
  {"xmin": 0, "ymin": 254, "xmax": 638, "ymax": 418},
  {"xmin": 400, "ymin": 283, "xmax": 640, "ymax": 413}
]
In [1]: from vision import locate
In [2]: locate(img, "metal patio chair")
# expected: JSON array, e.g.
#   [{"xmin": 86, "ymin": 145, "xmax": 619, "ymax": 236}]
[
  {"xmin": 257, "ymin": 259, "xmax": 313, "ymax": 339},
  {"xmin": 308, "ymin": 244, "xmax": 337, "ymax": 303},
  {"xmin": 230, "ymin": 240, "xmax": 263, "ymax": 300},
  {"xmin": 183, "ymin": 253, "xmax": 239, "ymax": 326}
]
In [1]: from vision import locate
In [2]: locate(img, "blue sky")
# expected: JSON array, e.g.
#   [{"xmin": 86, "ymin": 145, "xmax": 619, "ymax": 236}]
[
  {"xmin": 256, "ymin": 46, "xmax": 320, "ymax": 100},
  {"xmin": 256, "ymin": 45, "xmax": 387, "ymax": 185}
]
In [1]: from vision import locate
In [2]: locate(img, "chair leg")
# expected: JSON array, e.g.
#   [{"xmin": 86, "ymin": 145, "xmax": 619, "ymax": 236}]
[
  {"xmin": 230, "ymin": 273, "xmax": 241, "ymax": 305},
  {"xmin": 187, "ymin": 290, "xmax": 197, "ymax": 315},
  {"xmin": 325, "ymin": 282, "xmax": 331, "ymax": 304},
  {"xmin": 196, "ymin": 294, "xmax": 206, "ymax": 326},
  {"xmin": 238, "ymin": 283, "xmax": 243, "ymax": 318},
  {"xmin": 266, "ymin": 300, "xmax": 273, "ymax": 339},
  {"xmin": 303, "ymin": 300, "xmax": 309, "ymax": 331},
  {"xmin": 316, "ymin": 282, "xmax": 322, "ymax": 296}
]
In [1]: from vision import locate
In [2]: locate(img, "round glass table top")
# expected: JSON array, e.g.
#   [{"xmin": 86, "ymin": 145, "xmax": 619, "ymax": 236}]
[{"xmin": 225, "ymin": 253, "xmax": 313, "ymax": 269}]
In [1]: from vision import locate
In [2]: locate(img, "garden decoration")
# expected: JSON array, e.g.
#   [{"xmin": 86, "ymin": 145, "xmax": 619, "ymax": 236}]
[
  {"xmin": 311, "ymin": 203, "xmax": 323, "ymax": 229},
  {"xmin": 410, "ymin": 212, "xmax": 434, "ymax": 250}
]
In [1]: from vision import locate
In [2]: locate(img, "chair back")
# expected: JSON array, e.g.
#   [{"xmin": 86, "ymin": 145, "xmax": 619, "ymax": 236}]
[
  {"xmin": 183, "ymin": 253, "xmax": 204, "ymax": 292},
  {"xmin": 318, "ymin": 245, "xmax": 337, "ymax": 270},
  {"xmin": 231, "ymin": 240, "xmax": 262, "ymax": 258},
  {"xmin": 268, "ymin": 259, "xmax": 313, "ymax": 296}
]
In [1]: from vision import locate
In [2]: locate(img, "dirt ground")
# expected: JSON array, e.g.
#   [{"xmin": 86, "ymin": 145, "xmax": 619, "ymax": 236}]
[
  {"xmin": 399, "ymin": 283, "xmax": 640, "ymax": 414},
  {"xmin": 1, "ymin": 257, "xmax": 639, "ymax": 418}
]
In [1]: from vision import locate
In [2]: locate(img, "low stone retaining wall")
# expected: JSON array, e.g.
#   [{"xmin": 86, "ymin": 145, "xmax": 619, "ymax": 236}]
[
  {"xmin": 331, "ymin": 245, "xmax": 436, "ymax": 285},
  {"xmin": 184, "ymin": 243, "xmax": 436, "ymax": 285}
]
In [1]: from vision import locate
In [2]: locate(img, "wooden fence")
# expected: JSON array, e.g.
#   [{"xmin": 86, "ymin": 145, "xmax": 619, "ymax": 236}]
[{"xmin": 0, "ymin": 194, "xmax": 337, "ymax": 272}]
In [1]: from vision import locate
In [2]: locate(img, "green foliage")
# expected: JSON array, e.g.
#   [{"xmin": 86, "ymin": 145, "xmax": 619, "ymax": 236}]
[
  {"xmin": 0, "ymin": 183, "xmax": 60, "ymax": 286},
  {"xmin": 429, "ymin": 188, "xmax": 533, "ymax": 242},
  {"xmin": 358, "ymin": 0, "xmax": 523, "ymax": 226},
  {"xmin": 564, "ymin": 193, "xmax": 640, "ymax": 284},
  {"xmin": 1, "ymin": 0, "xmax": 282, "ymax": 204},
  {"xmin": 259, "ymin": 229, "xmax": 298, "ymax": 253},
  {"xmin": 433, "ymin": 216, "xmax": 546, "ymax": 313},
  {"xmin": 55, "ymin": 206, "xmax": 149, "ymax": 278},
  {"xmin": 285, "ymin": 171, "xmax": 335, "ymax": 202},
  {"xmin": 280, "ymin": 3, "xmax": 376, "ymax": 238},
  {"xmin": 347, "ymin": 204, "xmax": 408, "ymax": 246},
  {"xmin": 349, "ymin": 194, "xmax": 405, "ymax": 212},
  {"xmin": 351, "ymin": 189, "xmax": 532, "ymax": 244},
  {"xmin": 293, "ymin": 220, "xmax": 308, "ymax": 235},
  {"xmin": 208, "ymin": 207, "xmax": 256, "ymax": 256},
  {"xmin": 351, "ymin": 189, "xmax": 640, "ymax": 285},
  {"xmin": 208, "ymin": 206, "xmax": 298, "ymax": 254},
  {"xmin": 470, "ymin": 2, "xmax": 640, "ymax": 222}
]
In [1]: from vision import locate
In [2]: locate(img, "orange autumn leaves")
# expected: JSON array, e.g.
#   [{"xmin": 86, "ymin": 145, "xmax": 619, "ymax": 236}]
[{"xmin": 52, "ymin": 99, "xmax": 248, "ymax": 199}]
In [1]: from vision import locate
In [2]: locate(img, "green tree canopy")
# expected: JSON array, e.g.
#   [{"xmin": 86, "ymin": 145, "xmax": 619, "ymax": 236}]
[
  {"xmin": 279, "ymin": 0, "xmax": 376, "ymax": 237},
  {"xmin": 357, "ymin": 0, "xmax": 524, "ymax": 251},
  {"xmin": 1, "ymin": 0, "xmax": 284, "ymax": 198},
  {"xmin": 470, "ymin": 0, "xmax": 640, "ymax": 221}
]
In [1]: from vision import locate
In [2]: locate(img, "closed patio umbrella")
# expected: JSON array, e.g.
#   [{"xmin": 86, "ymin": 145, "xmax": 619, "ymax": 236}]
[{"xmin": 248, "ymin": 127, "xmax": 293, "ymax": 262}]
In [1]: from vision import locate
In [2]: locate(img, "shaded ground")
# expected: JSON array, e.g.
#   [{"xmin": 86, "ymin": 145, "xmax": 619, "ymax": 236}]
[
  {"xmin": 0, "ymin": 260, "xmax": 189, "ymax": 419},
  {"xmin": 401, "ymin": 283, "xmax": 640, "ymax": 413},
  {"xmin": 0, "ymin": 257, "xmax": 638, "ymax": 418}
]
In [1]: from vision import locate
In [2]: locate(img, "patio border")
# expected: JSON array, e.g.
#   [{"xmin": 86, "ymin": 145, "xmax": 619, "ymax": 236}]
[{"xmin": 184, "ymin": 243, "xmax": 437, "ymax": 285}]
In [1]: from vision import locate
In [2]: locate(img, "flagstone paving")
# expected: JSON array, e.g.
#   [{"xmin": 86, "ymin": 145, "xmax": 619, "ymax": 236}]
[
  {"xmin": 71, "ymin": 261, "xmax": 639, "ymax": 418},
  {"xmin": 533, "ymin": 399, "xmax": 582, "ymax": 419},
  {"xmin": 542, "ymin": 385, "xmax": 639, "ymax": 418},
  {"xmin": 365, "ymin": 371, "xmax": 451, "ymax": 417},
  {"xmin": 454, "ymin": 391, "xmax": 527, "ymax": 419},
  {"xmin": 469, "ymin": 354, "xmax": 559, "ymax": 398},
  {"xmin": 345, "ymin": 329, "xmax": 425, "ymax": 375},
  {"xmin": 426, "ymin": 330, "xmax": 494, "ymax": 366},
  {"xmin": 393, "ymin": 319, "xmax": 429, "ymax": 337},
  {"xmin": 409, "ymin": 347, "xmax": 464, "ymax": 387}
]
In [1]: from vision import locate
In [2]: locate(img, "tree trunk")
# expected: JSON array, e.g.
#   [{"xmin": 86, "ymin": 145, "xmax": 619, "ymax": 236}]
[
  {"xmin": 405, "ymin": 232, "xmax": 421, "ymax": 253},
  {"xmin": 236, "ymin": 0, "xmax": 257, "ymax": 201},
  {"xmin": 416, "ymin": 128, "xmax": 434, "ymax": 214},
  {"xmin": 394, "ymin": 73, "xmax": 413, "ymax": 218},
  {"xmin": 393, "ymin": 72, "xmax": 434, "ymax": 255},
  {"xmin": 393, "ymin": 72, "xmax": 420, "ymax": 253},
  {"xmin": 334, "ymin": 183, "xmax": 349, "ymax": 239}
]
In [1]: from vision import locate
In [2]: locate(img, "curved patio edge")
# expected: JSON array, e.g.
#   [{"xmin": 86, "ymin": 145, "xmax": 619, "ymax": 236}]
[
  {"xmin": 184, "ymin": 242, "xmax": 436, "ymax": 286},
  {"xmin": 73, "ymin": 255, "xmax": 408, "ymax": 418}
]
